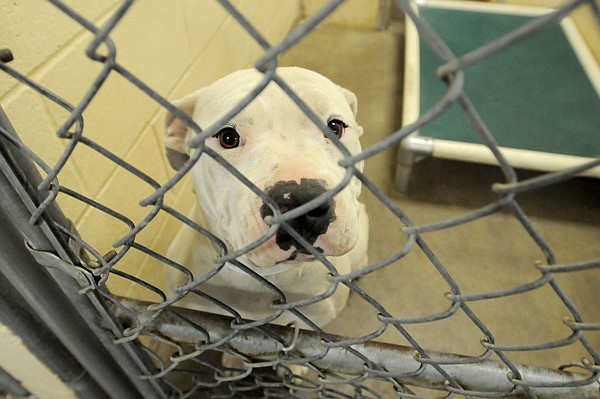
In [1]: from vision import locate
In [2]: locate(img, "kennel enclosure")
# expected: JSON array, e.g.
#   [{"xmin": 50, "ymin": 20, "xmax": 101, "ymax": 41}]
[
  {"xmin": 396, "ymin": 0, "xmax": 600, "ymax": 192},
  {"xmin": 1, "ymin": 0, "xmax": 599, "ymax": 398}
]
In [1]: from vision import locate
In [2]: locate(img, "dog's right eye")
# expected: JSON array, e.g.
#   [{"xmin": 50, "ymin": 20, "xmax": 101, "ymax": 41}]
[
  {"xmin": 214, "ymin": 127, "xmax": 241, "ymax": 149},
  {"xmin": 327, "ymin": 119, "xmax": 347, "ymax": 139}
]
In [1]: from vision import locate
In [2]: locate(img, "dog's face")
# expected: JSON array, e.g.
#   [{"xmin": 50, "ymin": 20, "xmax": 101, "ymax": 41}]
[{"xmin": 165, "ymin": 67, "xmax": 364, "ymax": 270}]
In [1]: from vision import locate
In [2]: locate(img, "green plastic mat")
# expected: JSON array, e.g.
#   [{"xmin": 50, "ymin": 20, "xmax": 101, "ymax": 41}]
[{"xmin": 418, "ymin": 6, "xmax": 600, "ymax": 158}]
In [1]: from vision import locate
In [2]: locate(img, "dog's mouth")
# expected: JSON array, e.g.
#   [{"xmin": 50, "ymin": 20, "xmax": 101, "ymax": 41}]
[{"xmin": 276, "ymin": 248, "xmax": 323, "ymax": 264}]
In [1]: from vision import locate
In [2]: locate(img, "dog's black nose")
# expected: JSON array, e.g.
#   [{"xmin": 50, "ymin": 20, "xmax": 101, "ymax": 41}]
[{"xmin": 260, "ymin": 178, "xmax": 335, "ymax": 257}]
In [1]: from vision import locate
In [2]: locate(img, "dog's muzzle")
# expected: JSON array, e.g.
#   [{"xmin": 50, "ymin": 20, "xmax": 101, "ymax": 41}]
[{"xmin": 260, "ymin": 178, "xmax": 336, "ymax": 260}]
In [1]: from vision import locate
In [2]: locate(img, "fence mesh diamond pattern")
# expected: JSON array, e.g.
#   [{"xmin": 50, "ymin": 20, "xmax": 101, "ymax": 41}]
[{"xmin": 1, "ymin": 0, "xmax": 599, "ymax": 398}]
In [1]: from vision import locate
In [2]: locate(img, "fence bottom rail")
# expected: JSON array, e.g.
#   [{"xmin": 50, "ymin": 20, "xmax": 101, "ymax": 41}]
[{"xmin": 116, "ymin": 298, "xmax": 600, "ymax": 399}]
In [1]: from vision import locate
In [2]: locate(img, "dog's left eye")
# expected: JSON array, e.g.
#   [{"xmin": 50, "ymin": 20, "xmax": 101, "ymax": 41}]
[
  {"xmin": 327, "ymin": 119, "xmax": 347, "ymax": 139},
  {"xmin": 214, "ymin": 127, "xmax": 241, "ymax": 149}
]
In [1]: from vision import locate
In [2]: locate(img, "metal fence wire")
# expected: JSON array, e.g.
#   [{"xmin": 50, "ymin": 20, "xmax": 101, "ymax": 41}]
[{"xmin": 1, "ymin": 0, "xmax": 599, "ymax": 398}]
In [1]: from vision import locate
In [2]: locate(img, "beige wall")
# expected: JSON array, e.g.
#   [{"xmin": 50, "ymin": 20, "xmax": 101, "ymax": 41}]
[
  {"xmin": 1, "ymin": 0, "xmax": 300, "ymax": 298},
  {"xmin": 302, "ymin": 0, "xmax": 385, "ymax": 29},
  {"xmin": 0, "ymin": 1, "xmax": 300, "ymax": 395}
]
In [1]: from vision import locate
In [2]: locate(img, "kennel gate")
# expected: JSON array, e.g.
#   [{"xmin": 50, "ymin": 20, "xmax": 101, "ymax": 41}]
[{"xmin": 0, "ymin": 0, "xmax": 599, "ymax": 398}]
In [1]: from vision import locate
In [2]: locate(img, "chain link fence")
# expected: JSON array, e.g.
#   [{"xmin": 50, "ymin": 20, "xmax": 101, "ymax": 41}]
[{"xmin": 1, "ymin": 0, "xmax": 599, "ymax": 398}]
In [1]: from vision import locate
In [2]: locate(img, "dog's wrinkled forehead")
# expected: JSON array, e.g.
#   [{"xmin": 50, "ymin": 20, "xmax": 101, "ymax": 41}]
[
  {"xmin": 164, "ymin": 67, "xmax": 360, "ymax": 170},
  {"xmin": 193, "ymin": 68, "xmax": 356, "ymax": 128}
]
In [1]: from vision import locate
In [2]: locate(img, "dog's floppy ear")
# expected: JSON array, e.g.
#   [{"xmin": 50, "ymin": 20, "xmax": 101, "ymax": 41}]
[
  {"xmin": 164, "ymin": 91, "xmax": 201, "ymax": 170},
  {"xmin": 337, "ymin": 86, "xmax": 358, "ymax": 117},
  {"xmin": 337, "ymin": 86, "xmax": 363, "ymax": 136}
]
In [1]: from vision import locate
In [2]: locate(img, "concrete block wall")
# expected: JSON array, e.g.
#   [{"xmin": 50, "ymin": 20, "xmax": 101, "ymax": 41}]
[{"xmin": 1, "ymin": 0, "xmax": 302, "ymax": 302}]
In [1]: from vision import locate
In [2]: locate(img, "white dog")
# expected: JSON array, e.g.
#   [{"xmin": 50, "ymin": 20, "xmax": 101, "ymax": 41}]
[{"xmin": 164, "ymin": 67, "xmax": 368, "ymax": 332}]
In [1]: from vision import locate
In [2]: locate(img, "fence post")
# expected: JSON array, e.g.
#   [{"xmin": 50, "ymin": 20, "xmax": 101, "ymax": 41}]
[{"xmin": 0, "ymin": 106, "xmax": 166, "ymax": 399}]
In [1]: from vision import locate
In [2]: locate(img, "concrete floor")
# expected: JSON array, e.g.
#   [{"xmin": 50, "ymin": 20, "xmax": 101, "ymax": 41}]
[{"xmin": 280, "ymin": 23, "xmax": 600, "ymax": 393}]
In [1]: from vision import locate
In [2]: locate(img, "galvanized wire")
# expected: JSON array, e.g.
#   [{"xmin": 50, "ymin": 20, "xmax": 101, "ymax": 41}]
[{"xmin": 0, "ymin": 0, "xmax": 599, "ymax": 398}]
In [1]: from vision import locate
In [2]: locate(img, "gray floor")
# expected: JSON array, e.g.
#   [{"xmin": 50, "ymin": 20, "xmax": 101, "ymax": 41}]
[{"xmin": 280, "ymin": 22, "xmax": 600, "ymax": 387}]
